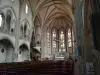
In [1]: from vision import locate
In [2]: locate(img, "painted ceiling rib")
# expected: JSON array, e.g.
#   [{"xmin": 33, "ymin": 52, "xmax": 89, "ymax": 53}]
[
  {"xmin": 46, "ymin": 12, "xmax": 65, "ymax": 22},
  {"xmin": 57, "ymin": 18, "xmax": 62, "ymax": 29},
  {"xmin": 63, "ymin": 19, "xmax": 72, "ymax": 27},
  {"xmin": 44, "ymin": 16, "xmax": 54, "ymax": 26},
  {"xmin": 44, "ymin": 7, "xmax": 56, "ymax": 22},
  {"xmin": 47, "ymin": 16, "xmax": 72, "ymax": 27},
  {"xmin": 43, "ymin": 6, "xmax": 50, "ymax": 25},
  {"xmin": 35, "ymin": 14, "xmax": 41, "ymax": 26},
  {"xmin": 60, "ymin": 3, "xmax": 71, "ymax": 14},
  {"xmin": 63, "ymin": 0, "xmax": 72, "ymax": 7},
  {"xmin": 51, "ymin": 0, "xmax": 57, "ymax": 8},
  {"xmin": 45, "ymin": 8, "xmax": 72, "ymax": 22},
  {"xmin": 49, "ymin": 18, "xmax": 56, "ymax": 28},
  {"xmin": 35, "ymin": 0, "xmax": 54, "ymax": 12},
  {"xmin": 61, "ymin": 19, "xmax": 66, "ymax": 28},
  {"xmin": 32, "ymin": 0, "xmax": 73, "ymax": 30},
  {"xmin": 52, "ymin": 19, "xmax": 57, "ymax": 28},
  {"xmin": 45, "ymin": 12, "xmax": 71, "ymax": 24},
  {"xmin": 47, "ymin": 18, "xmax": 55, "ymax": 28}
]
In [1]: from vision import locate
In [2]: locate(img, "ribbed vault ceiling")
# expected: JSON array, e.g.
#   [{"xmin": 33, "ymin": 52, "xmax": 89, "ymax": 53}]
[{"xmin": 28, "ymin": 0, "xmax": 74, "ymax": 29}]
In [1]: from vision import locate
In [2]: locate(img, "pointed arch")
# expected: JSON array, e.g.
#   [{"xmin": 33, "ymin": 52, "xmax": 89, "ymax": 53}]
[
  {"xmin": 20, "ymin": 19, "xmax": 30, "ymax": 38},
  {"xmin": 34, "ymin": 14, "xmax": 42, "ymax": 27}
]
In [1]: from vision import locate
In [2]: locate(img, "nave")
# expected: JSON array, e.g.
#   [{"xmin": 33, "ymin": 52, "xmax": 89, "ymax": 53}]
[{"xmin": 0, "ymin": 60, "xmax": 74, "ymax": 75}]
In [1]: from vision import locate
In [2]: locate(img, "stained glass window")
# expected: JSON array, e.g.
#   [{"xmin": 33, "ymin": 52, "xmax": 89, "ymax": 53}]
[
  {"xmin": 52, "ymin": 30, "xmax": 57, "ymax": 48},
  {"xmin": 59, "ymin": 30, "xmax": 65, "ymax": 52},
  {"xmin": 68, "ymin": 29, "xmax": 72, "ymax": 47},
  {"xmin": 47, "ymin": 32, "xmax": 50, "ymax": 47}
]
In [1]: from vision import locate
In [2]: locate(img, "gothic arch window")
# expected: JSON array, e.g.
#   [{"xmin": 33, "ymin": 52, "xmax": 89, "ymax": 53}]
[
  {"xmin": 6, "ymin": 10, "xmax": 12, "ymax": 31},
  {"xmin": 68, "ymin": 29, "xmax": 72, "ymax": 47},
  {"xmin": 0, "ymin": 13, "xmax": 5, "ymax": 28},
  {"xmin": 59, "ymin": 30, "xmax": 65, "ymax": 52},
  {"xmin": 25, "ymin": 4, "xmax": 29, "ymax": 14},
  {"xmin": 21, "ymin": 20, "xmax": 30, "ymax": 38},
  {"xmin": 47, "ymin": 32, "xmax": 50, "ymax": 48},
  {"xmin": 52, "ymin": 29, "xmax": 57, "ymax": 48}
]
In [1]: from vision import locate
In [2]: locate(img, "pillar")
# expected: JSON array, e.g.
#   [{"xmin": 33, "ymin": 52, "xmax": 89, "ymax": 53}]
[{"xmin": 14, "ymin": 4, "xmax": 21, "ymax": 62}]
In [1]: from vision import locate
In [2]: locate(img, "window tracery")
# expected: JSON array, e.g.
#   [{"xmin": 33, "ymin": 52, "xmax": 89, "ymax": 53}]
[
  {"xmin": 68, "ymin": 29, "xmax": 72, "ymax": 47},
  {"xmin": 52, "ymin": 30, "xmax": 57, "ymax": 48},
  {"xmin": 59, "ymin": 30, "xmax": 65, "ymax": 52},
  {"xmin": 47, "ymin": 32, "xmax": 50, "ymax": 48},
  {"xmin": 20, "ymin": 21, "xmax": 30, "ymax": 38}
]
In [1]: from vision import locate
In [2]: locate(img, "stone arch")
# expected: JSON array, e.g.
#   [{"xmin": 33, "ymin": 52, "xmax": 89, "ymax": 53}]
[
  {"xmin": 0, "ymin": 6, "xmax": 17, "ymax": 33},
  {"xmin": 0, "ymin": 6, "xmax": 17, "ymax": 19},
  {"xmin": 18, "ymin": 44, "xmax": 29, "ymax": 62},
  {"xmin": 34, "ymin": 15, "xmax": 42, "ymax": 27},
  {"xmin": 20, "ymin": 19, "xmax": 30, "ymax": 38},
  {"xmin": 0, "ymin": 38, "xmax": 14, "ymax": 63},
  {"xmin": 0, "ymin": 36, "xmax": 15, "ymax": 48},
  {"xmin": 34, "ymin": 15, "xmax": 41, "ymax": 35}
]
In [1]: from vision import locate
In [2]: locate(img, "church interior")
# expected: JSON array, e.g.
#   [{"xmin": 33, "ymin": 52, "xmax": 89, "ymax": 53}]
[{"xmin": 0, "ymin": 0, "xmax": 100, "ymax": 75}]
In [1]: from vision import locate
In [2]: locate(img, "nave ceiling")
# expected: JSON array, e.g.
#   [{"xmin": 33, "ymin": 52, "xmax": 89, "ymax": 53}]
[{"xmin": 22, "ymin": 0, "xmax": 74, "ymax": 30}]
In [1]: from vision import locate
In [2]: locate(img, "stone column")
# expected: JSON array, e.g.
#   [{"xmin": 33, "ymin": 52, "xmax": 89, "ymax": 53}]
[
  {"xmin": 83, "ymin": 0, "xmax": 93, "ymax": 75},
  {"xmin": 41, "ymin": 30, "xmax": 45, "ymax": 59},
  {"xmin": 14, "ymin": 4, "xmax": 21, "ymax": 62}
]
